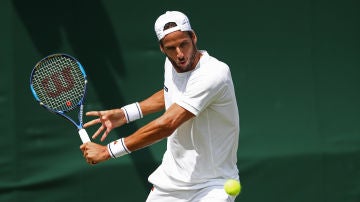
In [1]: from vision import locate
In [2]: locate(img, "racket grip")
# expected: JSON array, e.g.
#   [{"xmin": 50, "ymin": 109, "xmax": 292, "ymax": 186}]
[{"xmin": 78, "ymin": 128, "xmax": 91, "ymax": 143}]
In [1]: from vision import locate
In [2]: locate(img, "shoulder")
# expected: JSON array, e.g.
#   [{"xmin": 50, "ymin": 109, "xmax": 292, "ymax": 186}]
[{"xmin": 194, "ymin": 52, "xmax": 231, "ymax": 83}]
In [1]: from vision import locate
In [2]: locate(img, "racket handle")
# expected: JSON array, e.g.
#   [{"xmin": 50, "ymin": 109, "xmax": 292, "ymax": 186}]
[{"xmin": 78, "ymin": 128, "xmax": 91, "ymax": 143}]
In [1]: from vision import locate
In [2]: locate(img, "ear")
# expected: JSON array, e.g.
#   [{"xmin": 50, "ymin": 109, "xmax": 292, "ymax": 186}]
[
  {"xmin": 159, "ymin": 43, "xmax": 165, "ymax": 54},
  {"xmin": 191, "ymin": 31, "xmax": 198, "ymax": 44}
]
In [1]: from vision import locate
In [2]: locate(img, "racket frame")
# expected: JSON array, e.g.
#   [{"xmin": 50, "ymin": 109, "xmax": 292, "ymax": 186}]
[{"xmin": 30, "ymin": 53, "xmax": 91, "ymax": 143}]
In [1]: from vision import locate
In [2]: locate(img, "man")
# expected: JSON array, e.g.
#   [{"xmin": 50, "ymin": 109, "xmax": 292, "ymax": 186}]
[{"xmin": 80, "ymin": 11, "xmax": 240, "ymax": 202}]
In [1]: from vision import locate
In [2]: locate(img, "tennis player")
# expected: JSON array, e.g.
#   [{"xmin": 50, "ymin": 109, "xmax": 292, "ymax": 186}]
[{"xmin": 80, "ymin": 11, "xmax": 240, "ymax": 202}]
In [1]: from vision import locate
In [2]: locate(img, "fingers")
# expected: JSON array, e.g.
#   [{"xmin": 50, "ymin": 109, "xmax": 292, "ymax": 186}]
[
  {"xmin": 83, "ymin": 118, "xmax": 101, "ymax": 128},
  {"xmin": 100, "ymin": 130, "xmax": 110, "ymax": 142},
  {"xmin": 86, "ymin": 158, "xmax": 97, "ymax": 165},
  {"xmin": 84, "ymin": 121, "xmax": 109, "ymax": 141},
  {"xmin": 80, "ymin": 143, "xmax": 97, "ymax": 165},
  {"xmin": 86, "ymin": 111, "xmax": 103, "ymax": 117},
  {"xmin": 100, "ymin": 123, "xmax": 115, "ymax": 141},
  {"xmin": 80, "ymin": 143, "xmax": 93, "ymax": 165},
  {"xmin": 84, "ymin": 110, "xmax": 114, "ymax": 141},
  {"xmin": 92, "ymin": 125, "xmax": 105, "ymax": 139},
  {"xmin": 80, "ymin": 143, "xmax": 86, "ymax": 152},
  {"xmin": 84, "ymin": 111, "xmax": 104, "ymax": 128}
]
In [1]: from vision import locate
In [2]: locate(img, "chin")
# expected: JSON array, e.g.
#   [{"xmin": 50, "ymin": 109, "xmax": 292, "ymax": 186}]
[{"xmin": 177, "ymin": 65, "xmax": 191, "ymax": 73}]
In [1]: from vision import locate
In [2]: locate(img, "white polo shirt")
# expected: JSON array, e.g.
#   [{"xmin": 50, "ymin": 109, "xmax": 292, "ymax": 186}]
[{"xmin": 148, "ymin": 51, "xmax": 240, "ymax": 191}]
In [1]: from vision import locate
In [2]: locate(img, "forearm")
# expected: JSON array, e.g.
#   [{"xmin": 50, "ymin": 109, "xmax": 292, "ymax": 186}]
[
  {"xmin": 124, "ymin": 118, "xmax": 174, "ymax": 151},
  {"xmin": 105, "ymin": 113, "xmax": 173, "ymax": 159},
  {"xmin": 139, "ymin": 89, "xmax": 165, "ymax": 116},
  {"xmin": 124, "ymin": 104, "xmax": 194, "ymax": 152}
]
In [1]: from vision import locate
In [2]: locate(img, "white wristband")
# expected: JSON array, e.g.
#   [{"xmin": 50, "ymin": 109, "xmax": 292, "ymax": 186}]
[
  {"xmin": 121, "ymin": 102, "xmax": 143, "ymax": 123},
  {"xmin": 107, "ymin": 138, "xmax": 131, "ymax": 158}
]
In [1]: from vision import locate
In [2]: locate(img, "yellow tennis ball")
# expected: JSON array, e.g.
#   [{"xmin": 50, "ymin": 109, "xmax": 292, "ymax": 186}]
[{"xmin": 224, "ymin": 179, "xmax": 241, "ymax": 196}]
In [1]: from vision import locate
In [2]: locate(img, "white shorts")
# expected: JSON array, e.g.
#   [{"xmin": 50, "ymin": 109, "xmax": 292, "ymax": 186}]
[{"xmin": 146, "ymin": 185, "xmax": 236, "ymax": 202}]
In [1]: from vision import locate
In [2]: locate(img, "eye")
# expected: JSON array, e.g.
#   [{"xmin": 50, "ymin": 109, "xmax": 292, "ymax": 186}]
[
  {"xmin": 165, "ymin": 46, "xmax": 176, "ymax": 51},
  {"xmin": 179, "ymin": 41, "xmax": 189, "ymax": 48}
]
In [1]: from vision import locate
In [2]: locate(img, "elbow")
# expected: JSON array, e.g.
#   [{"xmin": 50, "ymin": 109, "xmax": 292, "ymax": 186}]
[{"xmin": 155, "ymin": 116, "xmax": 178, "ymax": 138}]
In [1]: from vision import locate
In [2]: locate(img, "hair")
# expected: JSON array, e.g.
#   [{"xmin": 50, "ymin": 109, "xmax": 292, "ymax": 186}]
[
  {"xmin": 163, "ymin": 22, "xmax": 178, "ymax": 30},
  {"xmin": 160, "ymin": 22, "xmax": 194, "ymax": 46}
]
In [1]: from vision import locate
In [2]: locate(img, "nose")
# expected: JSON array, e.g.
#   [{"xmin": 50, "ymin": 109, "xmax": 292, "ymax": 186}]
[{"xmin": 176, "ymin": 47, "xmax": 184, "ymax": 59}]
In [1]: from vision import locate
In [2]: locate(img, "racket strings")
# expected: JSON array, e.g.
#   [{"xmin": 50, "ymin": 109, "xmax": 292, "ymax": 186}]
[{"xmin": 32, "ymin": 55, "xmax": 86, "ymax": 112}]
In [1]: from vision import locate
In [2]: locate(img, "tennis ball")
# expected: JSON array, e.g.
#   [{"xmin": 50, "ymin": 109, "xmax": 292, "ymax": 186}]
[{"xmin": 224, "ymin": 179, "xmax": 241, "ymax": 196}]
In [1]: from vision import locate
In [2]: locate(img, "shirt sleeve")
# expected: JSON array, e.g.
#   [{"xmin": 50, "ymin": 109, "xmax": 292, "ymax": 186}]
[{"xmin": 176, "ymin": 64, "xmax": 229, "ymax": 116}]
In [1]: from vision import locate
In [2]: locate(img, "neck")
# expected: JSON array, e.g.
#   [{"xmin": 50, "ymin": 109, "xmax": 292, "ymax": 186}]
[{"xmin": 191, "ymin": 51, "xmax": 202, "ymax": 69}]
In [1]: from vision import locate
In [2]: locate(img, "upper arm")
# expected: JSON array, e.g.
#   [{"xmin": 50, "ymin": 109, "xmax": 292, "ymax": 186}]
[{"xmin": 158, "ymin": 103, "xmax": 195, "ymax": 131}]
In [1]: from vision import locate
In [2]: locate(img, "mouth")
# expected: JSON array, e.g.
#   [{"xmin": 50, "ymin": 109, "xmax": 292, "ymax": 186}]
[{"xmin": 178, "ymin": 59, "xmax": 187, "ymax": 66}]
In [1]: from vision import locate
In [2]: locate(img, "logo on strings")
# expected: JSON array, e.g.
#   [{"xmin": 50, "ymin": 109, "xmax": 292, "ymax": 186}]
[{"xmin": 41, "ymin": 67, "xmax": 74, "ymax": 98}]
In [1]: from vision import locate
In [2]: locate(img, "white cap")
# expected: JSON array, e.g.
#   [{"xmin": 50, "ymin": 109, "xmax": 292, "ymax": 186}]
[{"xmin": 154, "ymin": 11, "xmax": 192, "ymax": 41}]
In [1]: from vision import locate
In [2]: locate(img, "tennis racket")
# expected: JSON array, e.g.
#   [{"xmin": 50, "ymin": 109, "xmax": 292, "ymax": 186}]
[{"xmin": 30, "ymin": 53, "xmax": 91, "ymax": 143}]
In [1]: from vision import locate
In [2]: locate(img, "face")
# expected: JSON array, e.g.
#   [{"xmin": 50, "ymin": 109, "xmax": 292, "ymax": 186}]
[{"xmin": 160, "ymin": 31, "xmax": 199, "ymax": 73}]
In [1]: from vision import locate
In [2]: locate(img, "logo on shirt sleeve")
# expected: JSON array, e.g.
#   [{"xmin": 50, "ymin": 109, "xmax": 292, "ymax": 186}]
[{"xmin": 164, "ymin": 85, "xmax": 168, "ymax": 92}]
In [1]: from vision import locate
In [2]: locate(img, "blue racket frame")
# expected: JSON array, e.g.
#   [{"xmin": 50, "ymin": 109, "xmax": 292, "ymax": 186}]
[{"xmin": 30, "ymin": 53, "xmax": 88, "ymax": 131}]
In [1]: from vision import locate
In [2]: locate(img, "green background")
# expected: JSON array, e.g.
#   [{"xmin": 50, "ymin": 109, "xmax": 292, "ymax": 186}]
[{"xmin": 1, "ymin": 0, "xmax": 359, "ymax": 201}]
